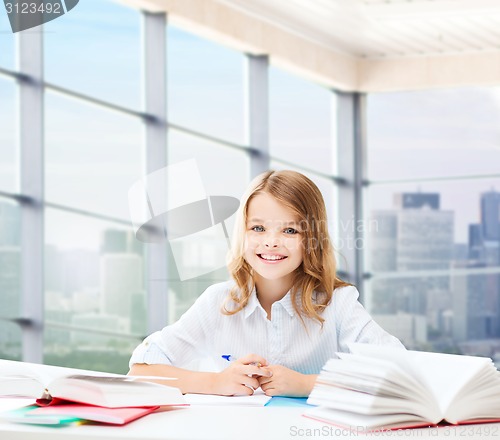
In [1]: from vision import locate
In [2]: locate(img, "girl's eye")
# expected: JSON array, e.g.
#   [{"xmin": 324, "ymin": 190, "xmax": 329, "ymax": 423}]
[
  {"xmin": 283, "ymin": 227, "xmax": 298, "ymax": 234},
  {"xmin": 251, "ymin": 225, "xmax": 264, "ymax": 232}
]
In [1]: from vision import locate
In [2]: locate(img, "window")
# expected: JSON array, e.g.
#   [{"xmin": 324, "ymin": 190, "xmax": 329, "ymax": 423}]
[
  {"xmin": 270, "ymin": 67, "xmax": 336, "ymax": 175},
  {"xmin": 0, "ymin": 76, "xmax": 17, "ymax": 193},
  {"xmin": 44, "ymin": 0, "xmax": 141, "ymax": 109},
  {"xmin": 167, "ymin": 26, "xmax": 245, "ymax": 144},
  {"xmin": 0, "ymin": 198, "xmax": 21, "ymax": 318},
  {"xmin": 0, "ymin": 322, "xmax": 21, "ymax": 361},
  {"xmin": 0, "ymin": 10, "xmax": 15, "ymax": 70},
  {"xmin": 5, "ymin": 0, "xmax": 347, "ymax": 372},
  {"xmin": 366, "ymin": 88, "xmax": 500, "ymax": 357},
  {"xmin": 44, "ymin": 208, "xmax": 145, "ymax": 372},
  {"xmin": 0, "ymin": 198, "xmax": 21, "ymax": 360},
  {"xmin": 167, "ymin": 130, "xmax": 250, "ymax": 321},
  {"xmin": 269, "ymin": 67, "xmax": 341, "ymax": 269},
  {"xmin": 367, "ymin": 88, "xmax": 500, "ymax": 181},
  {"xmin": 45, "ymin": 92, "xmax": 144, "ymax": 220},
  {"xmin": 40, "ymin": 1, "xmax": 145, "ymax": 371}
]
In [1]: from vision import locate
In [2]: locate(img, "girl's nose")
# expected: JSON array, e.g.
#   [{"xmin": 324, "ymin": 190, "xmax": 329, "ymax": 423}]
[{"xmin": 264, "ymin": 233, "xmax": 280, "ymax": 248}]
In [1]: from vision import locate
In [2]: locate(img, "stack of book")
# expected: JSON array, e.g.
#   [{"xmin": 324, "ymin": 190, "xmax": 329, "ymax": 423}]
[
  {"xmin": 0, "ymin": 359, "xmax": 186, "ymax": 425},
  {"xmin": 305, "ymin": 343, "xmax": 500, "ymax": 432}
]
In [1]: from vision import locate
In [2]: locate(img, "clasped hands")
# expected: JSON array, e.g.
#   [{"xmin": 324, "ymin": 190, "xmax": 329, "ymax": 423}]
[{"xmin": 211, "ymin": 353, "xmax": 317, "ymax": 398}]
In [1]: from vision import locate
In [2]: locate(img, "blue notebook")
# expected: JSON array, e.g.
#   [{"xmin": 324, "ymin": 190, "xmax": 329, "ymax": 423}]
[{"xmin": 265, "ymin": 397, "xmax": 314, "ymax": 407}]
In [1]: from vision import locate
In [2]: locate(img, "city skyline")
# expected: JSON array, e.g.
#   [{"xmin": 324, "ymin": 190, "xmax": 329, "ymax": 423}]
[
  {"xmin": 3, "ymin": 186, "xmax": 500, "ymax": 334},
  {"xmin": 368, "ymin": 188, "xmax": 500, "ymax": 358}
]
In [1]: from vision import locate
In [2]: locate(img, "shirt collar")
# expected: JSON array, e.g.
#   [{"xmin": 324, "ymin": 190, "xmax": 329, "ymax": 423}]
[
  {"xmin": 243, "ymin": 286, "xmax": 262, "ymax": 319},
  {"xmin": 278, "ymin": 290, "xmax": 296, "ymax": 318},
  {"xmin": 243, "ymin": 287, "xmax": 297, "ymax": 319}
]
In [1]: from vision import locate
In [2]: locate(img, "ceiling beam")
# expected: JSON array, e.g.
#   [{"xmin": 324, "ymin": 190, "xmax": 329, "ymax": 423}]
[
  {"xmin": 360, "ymin": 50, "xmax": 500, "ymax": 92},
  {"xmin": 117, "ymin": 0, "xmax": 500, "ymax": 92},
  {"xmin": 117, "ymin": 0, "xmax": 360, "ymax": 91}
]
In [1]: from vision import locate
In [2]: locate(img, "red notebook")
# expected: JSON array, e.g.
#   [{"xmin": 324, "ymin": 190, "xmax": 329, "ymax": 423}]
[{"xmin": 27, "ymin": 404, "xmax": 160, "ymax": 425}]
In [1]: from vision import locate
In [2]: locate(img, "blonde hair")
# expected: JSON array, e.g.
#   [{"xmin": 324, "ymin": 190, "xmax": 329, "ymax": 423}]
[{"xmin": 224, "ymin": 170, "xmax": 350, "ymax": 325}]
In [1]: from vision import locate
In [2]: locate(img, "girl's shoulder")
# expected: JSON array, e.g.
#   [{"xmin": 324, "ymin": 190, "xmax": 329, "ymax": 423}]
[
  {"xmin": 309, "ymin": 284, "xmax": 358, "ymax": 311},
  {"xmin": 196, "ymin": 280, "xmax": 236, "ymax": 304},
  {"xmin": 329, "ymin": 284, "xmax": 360, "ymax": 305}
]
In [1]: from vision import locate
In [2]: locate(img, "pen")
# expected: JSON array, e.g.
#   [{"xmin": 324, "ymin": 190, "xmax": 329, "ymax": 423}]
[{"xmin": 221, "ymin": 355, "xmax": 262, "ymax": 367}]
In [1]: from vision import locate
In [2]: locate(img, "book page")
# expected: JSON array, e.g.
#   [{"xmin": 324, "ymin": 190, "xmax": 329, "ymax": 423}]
[
  {"xmin": 405, "ymin": 350, "xmax": 491, "ymax": 415},
  {"xmin": 184, "ymin": 389, "xmax": 271, "ymax": 406},
  {"xmin": 444, "ymin": 368, "xmax": 500, "ymax": 422},
  {"xmin": 347, "ymin": 343, "xmax": 491, "ymax": 416},
  {"xmin": 0, "ymin": 359, "xmax": 123, "ymax": 387},
  {"xmin": 304, "ymin": 405, "xmax": 434, "ymax": 431},
  {"xmin": 48, "ymin": 376, "xmax": 185, "ymax": 408},
  {"xmin": 0, "ymin": 360, "xmax": 45, "ymax": 383},
  {"xmin": 0, "ymin": 361, "xmax": 50, "ymax": 398},
  {"xmin": 331, "ymin": 353, "xmax": 437, "ymax": 416}
]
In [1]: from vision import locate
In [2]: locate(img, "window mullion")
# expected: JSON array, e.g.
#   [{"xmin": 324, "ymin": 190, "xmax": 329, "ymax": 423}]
[
  {"xmin": 18, "ymin": 27, "xmax": 44, "ymax": 363},
  {"xmin": 336, "ymin": 92, "xmax": 366, "ymax": 295},
  {"xmin": 245, "ymin": 54, "xmax": 269, "ymax": 177},
  {"xmin": 143, "ymin": 11, "xmax": 169, "ymax": 333}
]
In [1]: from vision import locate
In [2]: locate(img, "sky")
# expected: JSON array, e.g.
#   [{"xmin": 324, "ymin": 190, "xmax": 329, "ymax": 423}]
[
  {"xmin": 1, "ymin": 0, "xmax": 500, "ymax": 250},
  {"xmin": 367, "ymin": 88, "xmax": 500, "ymax": 243}
]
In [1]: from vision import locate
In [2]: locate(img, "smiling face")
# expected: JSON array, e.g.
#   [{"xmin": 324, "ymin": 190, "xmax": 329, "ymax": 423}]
[{"xmin": 243, "ymin": 192, "xmax": 304, "ymax": 294}]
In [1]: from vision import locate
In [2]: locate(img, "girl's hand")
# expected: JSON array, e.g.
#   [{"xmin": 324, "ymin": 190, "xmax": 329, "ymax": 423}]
[
  {"xmin": 210, "ymin": 353, "xmax": 271, "ymax": 396},
  {"xmin": 258, "ymin": 365, "xmax": 317, "ymax": 397}
]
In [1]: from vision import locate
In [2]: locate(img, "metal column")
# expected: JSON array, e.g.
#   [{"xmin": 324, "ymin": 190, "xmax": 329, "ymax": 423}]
[
  {"xmin": 245, "ymin": 54, "xmax": 269, "ymax": 177},
  {"xmin": 143, "ymin": 12, "xmax": 169, "ymax": 333},
  {"xmin": 336, "ymin": 92, "xmax": 367, "ymax": 296},
  {"xmin": 18, "ymin": 28, "xmax": 44, "ymax": 363}
]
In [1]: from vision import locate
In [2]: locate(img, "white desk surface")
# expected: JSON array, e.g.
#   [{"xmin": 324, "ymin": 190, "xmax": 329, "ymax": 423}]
[{"xmin": 1, "ymin": 398, "xmax": 500, "ymax": 440}]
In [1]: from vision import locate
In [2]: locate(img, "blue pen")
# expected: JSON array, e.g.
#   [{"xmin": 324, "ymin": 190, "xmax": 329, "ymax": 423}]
[{"xmin": 222, "ymin": 355, "xmax": 262, "ymax": 367}]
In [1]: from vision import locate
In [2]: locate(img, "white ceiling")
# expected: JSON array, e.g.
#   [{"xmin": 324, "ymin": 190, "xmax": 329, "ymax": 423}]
[{"xmin": 214, "ymin": 0, "xmax": 500, "ymax": 59}]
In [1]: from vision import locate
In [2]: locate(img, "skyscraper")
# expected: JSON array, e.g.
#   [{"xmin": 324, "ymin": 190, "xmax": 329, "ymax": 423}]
[
  {"xmin": 369, "ymin": 192, "xmax": 454, "ymax": 347},
  {"xmin": 394, "ymin": 192, "xmax": 440, "ymax": 210},
  {"xmin": 100, "ymin": 253, "xmax": 143, "ymax": 327},
  {"xmin": 468, "ymin": 224, "xmax": 484, "ymax": 261},
  {"xmin": 101, "ymin": 229, "xmax": 128, "ymax": 254},
  {"xmin": 0, "ymin": 202, "xmax": 20, "ymax": 246},
  {"xmin": 0, "ymin": 247, "xmax": 20, "ymax": 318},
  {"xmin": 369, "ymin": 211, "xmax": 397, "ymax": 272},
  {"xmin": 0, "ymin": 202, "xmax": 21, "ymax": 321},
  {"xmin": 397, "ymin": 209, "xmax": 454, "ymax": 272},
  {"xmin": 460, "ymin": 190, "xmax": 500, "ymax": 342},
  {"xmin": 451, "ymin": 261, "xmax": 496, "ymax": 342},
  {"xmin": 480, "ymin": 190, "xmax": 500, "ymax": 242}
]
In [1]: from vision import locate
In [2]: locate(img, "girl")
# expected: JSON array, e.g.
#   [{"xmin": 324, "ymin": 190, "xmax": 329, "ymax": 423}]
[{"xmin": 129, "ymin": 170, "xmax": 404, "ymax": 397}]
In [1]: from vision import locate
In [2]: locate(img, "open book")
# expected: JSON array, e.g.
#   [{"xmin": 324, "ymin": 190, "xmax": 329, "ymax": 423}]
[
  {"xmin": 0, "ymin": 359, "xmax": 186, "ymax": 408},
  {"xmin": 305, "ymin": 343, "xmax": 500, "ymax": 431}
]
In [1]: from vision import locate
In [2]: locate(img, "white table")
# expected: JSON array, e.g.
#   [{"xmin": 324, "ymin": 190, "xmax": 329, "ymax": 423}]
[{"xmin": 1, "ymin": 398, "xmax": 500, "ymax": 440}]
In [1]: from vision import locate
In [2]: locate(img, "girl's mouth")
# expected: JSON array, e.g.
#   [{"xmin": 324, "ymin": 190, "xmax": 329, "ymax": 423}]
[{"xmin": 257, "ymin": 254, "xmax": 287, "ymax": 262}]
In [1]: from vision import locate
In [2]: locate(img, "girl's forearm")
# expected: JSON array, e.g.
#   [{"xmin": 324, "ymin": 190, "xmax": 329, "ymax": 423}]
[{"xmin": 128, "ymin": 363, "xmax": 217, "ymax": 394}]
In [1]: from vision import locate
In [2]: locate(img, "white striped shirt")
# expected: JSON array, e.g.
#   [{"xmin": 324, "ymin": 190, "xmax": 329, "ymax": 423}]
[{"xmin": 129, "ymin": 281, "xmax": 404, "ymax": 374}]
